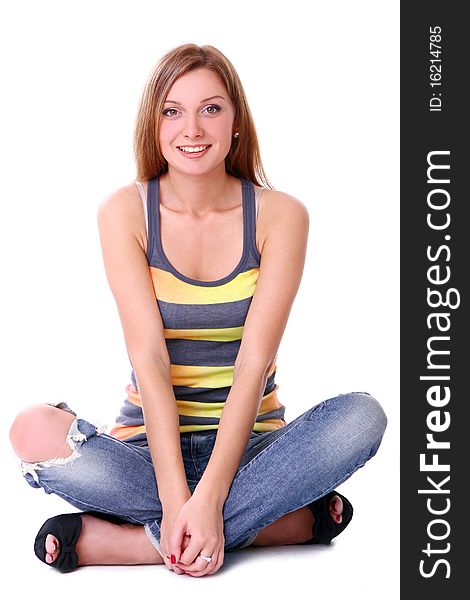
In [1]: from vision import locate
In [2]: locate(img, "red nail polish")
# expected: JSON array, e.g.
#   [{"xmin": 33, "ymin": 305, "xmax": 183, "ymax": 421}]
[{"xmin": 171, "ymin": 554, "xmax": 176, "ymax": 564}]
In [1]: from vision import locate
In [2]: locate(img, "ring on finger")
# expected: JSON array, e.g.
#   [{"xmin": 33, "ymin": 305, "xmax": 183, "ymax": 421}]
[{"xmin": 199, "ymin": 553, "xmax": 212, "ymax": 564}]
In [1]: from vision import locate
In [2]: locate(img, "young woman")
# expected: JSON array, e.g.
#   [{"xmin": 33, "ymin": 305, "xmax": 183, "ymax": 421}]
[{"xmin": 9, "ymin": 43, "xmax": 387, "ymax": 578}]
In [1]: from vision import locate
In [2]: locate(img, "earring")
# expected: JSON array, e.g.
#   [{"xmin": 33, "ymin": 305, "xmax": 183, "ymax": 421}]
[{"xmin": 233, "ymin": 132, "xmax": 239, "ymax": 139}]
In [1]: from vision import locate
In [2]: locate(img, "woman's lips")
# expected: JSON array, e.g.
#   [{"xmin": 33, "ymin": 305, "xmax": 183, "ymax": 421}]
[{"xmin": 176, "ymin": 144, "xmax": 211, "ymax": 158}]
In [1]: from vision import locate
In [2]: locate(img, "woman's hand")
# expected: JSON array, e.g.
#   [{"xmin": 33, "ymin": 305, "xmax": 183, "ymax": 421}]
[
  {"xmin": 168, "ymin": 495, "xmax": 225, "ymax": 577},
  {"xmin": 159, "ymin": 496, "xmax": 192, "ymax": 575}
]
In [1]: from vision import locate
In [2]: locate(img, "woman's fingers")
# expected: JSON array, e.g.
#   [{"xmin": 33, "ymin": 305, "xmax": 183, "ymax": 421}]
[
  {"xmin": 177, "ymin": 535, "xmax": 205, "ymax": 566},
  {"xmin": 168, "ymin": 522, "xmax": 185, "ymax": 565},
  {"xmin": 181, "ymin": 548, "xmax": 223, "ymax": 577},
  {"xmin": 178, "ymin": 550, "xmax": 213, "ymax": 571},
  {"xmin": 162, "ymin": 534, "xmax": 191, "ymax": 574}
]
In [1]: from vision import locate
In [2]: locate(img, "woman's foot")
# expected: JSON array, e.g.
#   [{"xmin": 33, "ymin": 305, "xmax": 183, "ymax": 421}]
[
  {"xmin": 44, "ymin": 514, "xmax": 164, "ymax": 567},
  {"xmin": 251, "ymin": 494, "xmax": 344, "ymax": 546}
]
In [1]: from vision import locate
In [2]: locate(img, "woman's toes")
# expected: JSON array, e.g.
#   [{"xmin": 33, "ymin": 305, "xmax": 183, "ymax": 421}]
[
  {"xmin": 330, "ymin": 495, "xmax": 343, "ymax": 524},
  {"xmin": 45, "ymin": 534, "xmax": 58, "ymax": 562}
]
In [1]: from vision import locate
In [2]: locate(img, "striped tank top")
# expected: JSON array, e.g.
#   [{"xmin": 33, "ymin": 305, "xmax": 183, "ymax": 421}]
[{"xmin": 110, "ymin": 176, "xmax": 286, "ymax": 443}]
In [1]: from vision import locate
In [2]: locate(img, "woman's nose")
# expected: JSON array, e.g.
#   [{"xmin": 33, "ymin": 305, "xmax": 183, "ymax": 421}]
[{"xmin": 183, "ymin": 114, "xmax": 203, "ymax": 139}]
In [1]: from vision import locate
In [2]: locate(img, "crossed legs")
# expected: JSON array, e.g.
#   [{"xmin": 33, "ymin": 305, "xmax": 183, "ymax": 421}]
[{"xmin": 9, "ymin": 403, "xmax": 346, "ymax": 569}]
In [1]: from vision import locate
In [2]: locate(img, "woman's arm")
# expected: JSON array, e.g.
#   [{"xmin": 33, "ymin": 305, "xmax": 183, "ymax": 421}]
[
  {"xmin": 192, "ymin": 361, "xmax": 270, "ymax": 509},
  {"xmin": 97, "ymin": 185, "xmax": 191, "ymax": 561},
  {"xmin": 194, "ymin": 191, "xmax": 310, "ymax": 507}
]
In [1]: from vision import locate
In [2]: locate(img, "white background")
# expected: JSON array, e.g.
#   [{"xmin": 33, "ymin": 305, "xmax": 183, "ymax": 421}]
[{"xmin": 0, "ymin": 0, "xmax": 399, "ymax": 597}]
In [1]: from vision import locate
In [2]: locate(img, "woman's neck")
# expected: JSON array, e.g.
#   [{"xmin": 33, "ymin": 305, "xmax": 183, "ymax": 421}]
[{"xmin": 160, "ymin": 167, "xmax": 238, "ymax": 216}]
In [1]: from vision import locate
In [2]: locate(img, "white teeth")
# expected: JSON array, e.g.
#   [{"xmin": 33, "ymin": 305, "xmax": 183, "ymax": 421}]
[{"xmin": 178, "ymin": 145, "xmax": 209, "ymax": 153}]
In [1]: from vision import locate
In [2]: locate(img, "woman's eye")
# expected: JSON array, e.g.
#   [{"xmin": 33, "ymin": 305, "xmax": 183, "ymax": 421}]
[
  {"xmin": 204, "ymin": 104, "xmax": 221, "ymax": 115},
  {"xmin": 163, "ymin": 108, "xmax": 179, "ymax": 117}
]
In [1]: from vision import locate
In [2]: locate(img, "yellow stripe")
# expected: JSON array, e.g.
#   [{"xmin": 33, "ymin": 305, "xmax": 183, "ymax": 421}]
[
  {"xmin": 176, "ymin": 400, "xmax": 225, "ymax": 418},
  {"xmin": 109, "ymin": 424, "xmax": 147, "ymax": 441},
  {"xmin": 252, "ymin": 419, "xmax": 286, "ymax": 432},
  {"xmin": 110, "ymin": 418, "xmax": 286, "ymax": 439},
  {"xmin": 164, "ymin": 326, "xmax": 244, "ymax": 341},
  {"xmin": 178, "ymin": 424, "xmax": 219, "ymax": 433},
  {"xmin": 130, "ymin": 365, "xmax": 233, "ymax": 389},
  {"xmin": 258, "ymin": 388, "xmax": 283, "ymax": 415},
  {"xmin": 171, "ymin": 364, "xmax": 234, "ymax": 388},
  {"xmin": 150, "ymin": 266, "xmax": 259, "ymax": 304},
  {"xmin": 169, "ymin": 363, "xmax": 275, "ymax": 388}
]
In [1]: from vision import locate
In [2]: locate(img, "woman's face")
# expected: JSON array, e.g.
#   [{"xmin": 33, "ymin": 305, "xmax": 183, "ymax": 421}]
[{"xmin": 159, "ymin": 67, "xmax": 236, "ymax": 176}]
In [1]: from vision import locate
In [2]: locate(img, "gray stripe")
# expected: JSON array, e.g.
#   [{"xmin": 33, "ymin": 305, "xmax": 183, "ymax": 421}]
[
  {"xmin": 167, "ymin": 338, "xmax": 240, "ymax": 366},
  {"xmin": 254, "ymin": 407, "xmax": 286, "ymax": 422},
  {"xmin": 178, "ymin": 407, "xmax": 285, "ymax": 427},
  {"xmin": 131, "ymin": 370, "xmax": 138, "ymax": 389},
  {"xmin": 179, "ymin": 415, "xmax": 220, "ymax": 426},
  {"xmin": 157, "ymin": 297, "xmax": 253, "ymax": 330},
  {"xmin": 115, "ymin": 399, "xmax": 144, "ymax": 425},
  {"xmin": 173, "ymin": 386, "xmax": 232, "ymax": 402}
]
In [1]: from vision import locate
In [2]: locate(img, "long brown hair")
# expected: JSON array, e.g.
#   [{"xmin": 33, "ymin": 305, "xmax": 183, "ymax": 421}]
[{"xmin": 134, "ymin": 43, "xmax": 273, "ymax": 189}]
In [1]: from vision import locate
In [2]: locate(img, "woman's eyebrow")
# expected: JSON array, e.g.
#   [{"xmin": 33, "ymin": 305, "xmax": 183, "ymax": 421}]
[{"xmin": 163, "ymin": 95, "xmax": 226, "ymax": 105}]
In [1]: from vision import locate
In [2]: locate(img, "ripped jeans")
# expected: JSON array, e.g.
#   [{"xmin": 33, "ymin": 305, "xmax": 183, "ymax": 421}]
[{"xmin": 20, "ymin": 392, "xmax": 387, "ymax": 553}]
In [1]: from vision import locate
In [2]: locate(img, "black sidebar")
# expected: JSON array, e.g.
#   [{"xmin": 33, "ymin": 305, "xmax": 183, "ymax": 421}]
[{"xmin": 401, "ymin": 2, "xmax": 468, "ymax": 598}]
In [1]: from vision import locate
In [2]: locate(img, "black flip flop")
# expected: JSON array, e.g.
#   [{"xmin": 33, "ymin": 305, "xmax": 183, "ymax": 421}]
[
  {"xmin": 300, "ymin": 490, "xmax": 354, "ymax": 545},
  {"xmin": 34, "ymin": 511, "xmax": 126, "ymax": 573}
]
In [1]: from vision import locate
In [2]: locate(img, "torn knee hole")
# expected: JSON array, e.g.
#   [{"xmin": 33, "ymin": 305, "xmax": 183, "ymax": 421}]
[{"xmin": 21, "ymin": 418, "xmax": 88, "ymax": 483}]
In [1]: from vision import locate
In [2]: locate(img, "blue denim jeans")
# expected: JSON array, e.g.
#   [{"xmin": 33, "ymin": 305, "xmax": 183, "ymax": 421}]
[{"xmin": 20, "ymin": 392, "xmax": 387, "ymax": 552}]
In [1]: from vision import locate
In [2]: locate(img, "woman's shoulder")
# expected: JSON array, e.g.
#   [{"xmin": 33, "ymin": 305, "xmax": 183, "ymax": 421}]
[
  {"xmin": 97, "ymin": 180, "xmax": 148, "ymax": 249},
  {"xmin": 98, "ymin": 180, "xmax": 145, "ymax": 215},
  {"xmin": 257, "ymin": 186, "xmax": 309, "ymax": 227},
  {"xmin": 255, "ymin": 187, "xmax": 309, "ymax": 255}
]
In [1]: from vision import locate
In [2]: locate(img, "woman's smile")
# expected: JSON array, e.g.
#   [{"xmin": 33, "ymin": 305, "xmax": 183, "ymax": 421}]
[{"xmin": 176, "ymin": 144, "xmax": 212, "ymax": 157}]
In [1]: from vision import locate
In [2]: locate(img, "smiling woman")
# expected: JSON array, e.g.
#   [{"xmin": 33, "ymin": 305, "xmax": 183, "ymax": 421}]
[
  {"xmin": 9, "ymin": 42, "xmax": 388, "ymax": 578},
  {"xmin": 133, "ymin": 44, "xmax": 269, "ymax": 189}
]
